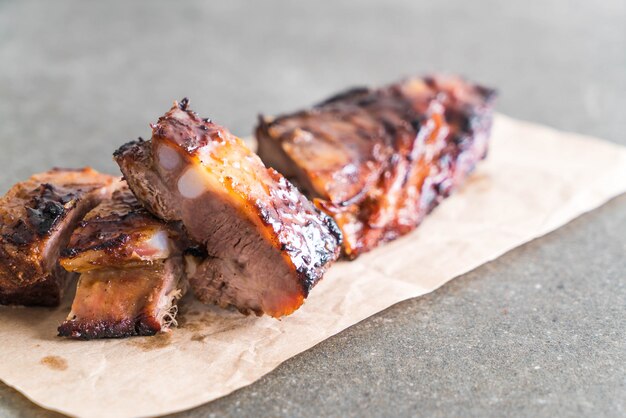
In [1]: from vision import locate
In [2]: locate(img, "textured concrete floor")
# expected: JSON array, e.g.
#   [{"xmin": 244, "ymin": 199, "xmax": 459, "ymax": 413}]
[{"xmin": 0, "ymin": 1, "xmax": 625, "ymax": 417}]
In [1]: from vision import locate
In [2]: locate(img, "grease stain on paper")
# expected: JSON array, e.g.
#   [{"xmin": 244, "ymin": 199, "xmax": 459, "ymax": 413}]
[
  {"xmin": 178, "ymin": 306, "xmax": 257, "ymax": 343},
  {"xmin": 40, "ymin": 355, "xmax": 68, "ymax": 371},
  {"xmin": 191, "ymin": 333, "xmax": 207, "ymax": 342},
  {"xmin": 181, "ymin": 321, "xmax": 204, "ymax": 332},
  {"xmin": 128, "ymin": 332, "xmax": 172, "ymax": 351},
  {"xmin": 185, "ymin": 318, "xmax": 253, "ymax": 342}
]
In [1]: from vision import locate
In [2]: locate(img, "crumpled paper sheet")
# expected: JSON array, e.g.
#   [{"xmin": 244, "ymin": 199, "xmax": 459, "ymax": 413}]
[{"xmin": 1, "ymin": 114, "xmax": 626, "ymax": 418}]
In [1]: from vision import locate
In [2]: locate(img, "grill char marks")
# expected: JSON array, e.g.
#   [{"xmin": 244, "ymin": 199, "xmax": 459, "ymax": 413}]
[
  {"xmin": 114, "ymin": 100, "xmax": 341, "ymax": 317},
  {"xmin": 60, "ymin": 185, "xmax": 187, "ymax": 272},
  {"xmin": 0, "ymin": 168, "xmax": 117, "ymax": 306},
  {"xmin": 24, "ymin": 183, "xmax": 76, "ymax": 239},
  {"xmin": 256, "ymin": 75, "xmax": 496, "ymax": 258},
  {"xmin": 5, "ymin": 183, "xmax": 80, "ymax": 247}
]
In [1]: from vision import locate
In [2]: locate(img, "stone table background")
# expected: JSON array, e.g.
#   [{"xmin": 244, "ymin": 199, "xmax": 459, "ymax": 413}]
[{"xmin": 0, "ymin": 1, "xmax": 624, "ymax": 417}]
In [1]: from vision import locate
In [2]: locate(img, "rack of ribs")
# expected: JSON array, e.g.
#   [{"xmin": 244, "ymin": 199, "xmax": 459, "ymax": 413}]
[
  {"xmin": 256, "ymin": 75, "xmax": 496, "ymax": 258},
  {"xmin": 58, "ymin": 185, "xmax": 190, "ymax": 339},
  {"xmin": 0, "ymin": 168, "xmax": 117, "ymax": 306},
  {"xmin": 114, "ymin": 99, "xmax": 342, "ymax": 318}
]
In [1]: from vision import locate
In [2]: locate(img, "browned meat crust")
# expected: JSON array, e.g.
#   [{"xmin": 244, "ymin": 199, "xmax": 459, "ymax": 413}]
[
  {"xmin": 58, "ymin": 258, "xmax": 186, "ymax": 339},
  {"xmin": 2, "ymin": 264, "xmax": 73, "ymax": 306},
  {"xmin": 114, "ymin": 99, "xmax": 342, "ymax": 317},
  {"xmin": 0, "ymin": 168, "xmax": 117, "ymax": 306},
  {"xmin": 60, "ymin": 184, "xmax": 187, "ymax": 272},
  {"xmin": 256, "ymin": 75, "xmax": 496, "ymax": 258}
]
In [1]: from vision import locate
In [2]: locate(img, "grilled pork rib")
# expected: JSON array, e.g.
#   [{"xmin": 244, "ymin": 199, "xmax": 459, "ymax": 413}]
[
  {"xmin": 114, "ymin": 99, "xmax": 342, "ymax": 317},
  {"xmin": 257, "ymin": 75, "xmax": 496, "ymax": 258},
  {"xmin": 0, "ymin": 168, "xmax": 117, "ymax": 306},
  {"xmin": 59, "ymin": 184, "xmax": 188, "ymax": 339}
]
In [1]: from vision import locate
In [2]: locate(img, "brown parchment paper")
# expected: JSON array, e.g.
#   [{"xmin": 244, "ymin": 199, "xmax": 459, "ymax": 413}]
[{"xmin": 1, "ymin": 114, "xmax": 626, "ymax": 418}]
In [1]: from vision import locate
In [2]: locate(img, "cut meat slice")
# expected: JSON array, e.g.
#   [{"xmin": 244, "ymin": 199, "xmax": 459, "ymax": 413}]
[
  {"xmin": 1, "ymin": 169, "xmax": 191, "ymax": 338},
  {"xmin": 0, "ymin": 168, "xmax": 117, "ymax": 306},
  {"xmin": 60, "ymin": 184, "xmax": 187, "ymax": 273},
  {"xmin": 256, "ymin": 75, "xmax": 496, "ymax": 258},
  {"xmin": 114, "ymin": 99, "xmax": 342, "ymax": 317},
  {"xmin": 57, "ymin": 257, "xmax": 187, "ymax": 339},
  {"xmin": 58, "ymin": 183, "xmax": 191, "ymax": 339}
]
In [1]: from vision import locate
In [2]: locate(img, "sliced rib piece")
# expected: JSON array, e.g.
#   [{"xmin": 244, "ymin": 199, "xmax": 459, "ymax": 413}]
[
  {"xmin": 114, "ymin": 99, "xmax": 342, "ymax": 317},
  {"xmin": 58, "ymin": 184, "xmax": 190, "ymax": 339},
  {"xmin": 0, "ymin": 168, "xmax": 117, "ymax": 306},
  {"xmin": 60, "ymin": 185, "xmax": 186, "ymax": 273},
  {"xmin": 256, "ymin": 75, "xmax": 496, "ymax": 258},
  {"xmin": 57, "ymin": 257, "xmax": 187, "ymax": 339}
]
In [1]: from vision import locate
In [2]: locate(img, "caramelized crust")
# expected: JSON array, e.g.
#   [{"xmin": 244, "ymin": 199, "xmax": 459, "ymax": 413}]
[
  {"xmin": 60, "ymin": 185, "xmax": 186, "ymax": 272},
  {"xmin": 0, "ymin": 168, "xmax": 117, "ymax": 305},
  {"xmin": 257, "ymin": 75, "xmax": 496, "ymax": 258},
  {"xmin": 115, "ymin": 100, "xmax": 342, "ymax": 317}
]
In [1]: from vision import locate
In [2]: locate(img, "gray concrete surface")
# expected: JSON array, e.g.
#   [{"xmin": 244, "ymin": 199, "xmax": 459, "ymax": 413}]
[{"xmin": 0, "ymin": 1, "xmax": 624, "ymax": 417}]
